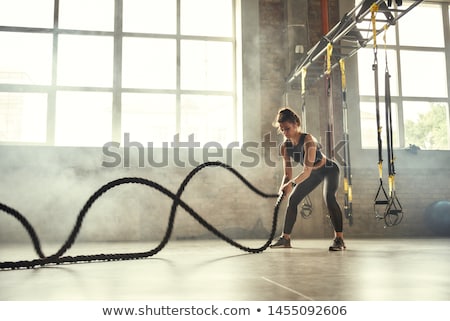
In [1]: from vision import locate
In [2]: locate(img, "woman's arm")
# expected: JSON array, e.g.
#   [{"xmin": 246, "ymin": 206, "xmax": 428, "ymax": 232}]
[
  {"xmin": 290, "ymin": 134, "xmax": 316, "ymax": 186},
  {"xmin": 279, "ymin": 143, "xmax": 293, "ymax": 194}
]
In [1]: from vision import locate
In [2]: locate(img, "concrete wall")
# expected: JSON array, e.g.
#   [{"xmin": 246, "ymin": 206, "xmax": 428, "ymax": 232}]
[
  {"xmin": 0, "ymin": 145, "xmax": 280, "ymax": 243},
  {"xmin": 1, "ymin": 0, "xmax": 449, "ymax": 246}
]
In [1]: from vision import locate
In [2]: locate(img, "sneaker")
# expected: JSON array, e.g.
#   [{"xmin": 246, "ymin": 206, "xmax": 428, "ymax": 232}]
[
  {"xmin": 329, "ymin": 237, "xmax": 346, "ymax": 251},
  {"xmin": 270, "ymin": 236, "xmax": 291, "ymax": 248}
]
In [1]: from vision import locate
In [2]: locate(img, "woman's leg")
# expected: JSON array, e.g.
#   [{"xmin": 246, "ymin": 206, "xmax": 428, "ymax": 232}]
[
  {"xmin": 271, "ymin": 174, "xmax": 323, "ymax": 248},
  {"xmin": 283, "ymin": 173, "xmax": 323, "ymax": 235},
  {"xmin": 322, "ymin": 161, "xmax": 346, "ymax": 250},
  {"xmin": 322, "ymin": 161, "xmax": 344, "ymax": 233}
]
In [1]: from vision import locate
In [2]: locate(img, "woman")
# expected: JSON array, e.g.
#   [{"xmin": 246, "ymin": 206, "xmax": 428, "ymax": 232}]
[{"xmin": 270, "ymin": 107, "xmax": 346, "ymax": 251}]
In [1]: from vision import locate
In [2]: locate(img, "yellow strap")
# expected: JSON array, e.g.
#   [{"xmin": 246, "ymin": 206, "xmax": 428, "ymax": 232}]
[
  {"xmin": 343, "ymin": 177, "xmax": 349, "ymax": 193},
  {"xmin": 388, "ymin": 175, "xmax": 395, "ymax": 194},
  {"xmin": 348, "ymin": 185, "xmax": 353, "ymax": 202},
  {"xmin": 326, "ymin": 43, "xmax": 333, "ymax": 75},
  {"xmin": 383, "ymin": 24, "xmax": 389, "ymax": 48},
  {"xmin": 378, "ymin": 162, "xmax": 383, "ymax": 179},
  {"xmin": 301, "ymin": 67, "xmax": 307, "ymax": 96},
  {"xmin": 339, "ymin": 59, "xmax": 346, "ymax": 91},
  {"xmin": 370, "ymin": 3, "xmax": 378, "ymax": 48}
]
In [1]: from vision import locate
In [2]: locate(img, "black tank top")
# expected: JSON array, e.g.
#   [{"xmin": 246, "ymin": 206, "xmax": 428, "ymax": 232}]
[{"xmin": 283, "ymin": 133, "xmax": 323, "ymax": 165}]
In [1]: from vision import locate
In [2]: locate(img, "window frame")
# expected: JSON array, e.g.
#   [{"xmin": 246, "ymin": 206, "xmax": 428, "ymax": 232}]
[
  {"xmin": 0, "ymin": 0, "xmax": 240, "ymax": 146},
  {"xmin": 357, "ymin": 1, "xmax": 450, "ymax": 150}
]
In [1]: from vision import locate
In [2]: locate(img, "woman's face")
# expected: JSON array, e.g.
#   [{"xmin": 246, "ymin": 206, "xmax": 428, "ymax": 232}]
[{"xmin": 278, "ymin": 121, "xmax": 298, "ymax": 139}]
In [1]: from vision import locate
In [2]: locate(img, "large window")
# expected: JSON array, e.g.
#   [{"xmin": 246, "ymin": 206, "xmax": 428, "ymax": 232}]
[
  {"xmin": 357, "ymin": 1, "xmax": 450, "ymax": 150},
  {"xmin": 0, "ymin": 0, "xmax": 239, "ymax": 146}
]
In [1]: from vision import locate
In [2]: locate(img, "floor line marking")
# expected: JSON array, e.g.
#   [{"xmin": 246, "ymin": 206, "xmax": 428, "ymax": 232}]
[{"xmin": 261, "ymin": 276, "xmax": 315, "ymax": 301}]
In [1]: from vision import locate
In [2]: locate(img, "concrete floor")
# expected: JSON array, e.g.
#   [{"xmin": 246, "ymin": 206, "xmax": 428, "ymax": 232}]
[{"xmin": 0, "ymin": 238, "xmax": 449, "ymax": 301}]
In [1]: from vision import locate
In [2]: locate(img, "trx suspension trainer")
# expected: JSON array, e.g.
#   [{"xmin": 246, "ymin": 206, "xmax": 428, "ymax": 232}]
[
  {"xmin": 325, "ymin": 42, "xmax": 335, "ymax": 161},
  {"xmin": 382, "ymin": 27, "xmax": 403, "ymax": 226},
  {"xmin": 324, "ymin": 41, "xmax": 354, "ymax": 225},
  {"xmin": 370, "ymin": 4, "xmax": 403, "ymax": 226},
  {"xmin": 299, "ymin": 67, "xmax": 313, "ymax": 219},
  {"xmin": 339, "ymin": 58, "xmax": 353, "ymax": 225}
]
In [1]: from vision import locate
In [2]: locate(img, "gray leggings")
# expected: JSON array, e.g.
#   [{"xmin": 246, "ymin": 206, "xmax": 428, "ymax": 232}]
[{"xmin": 283, "ymin": 159, "xmax": 343, "ymax": 234}]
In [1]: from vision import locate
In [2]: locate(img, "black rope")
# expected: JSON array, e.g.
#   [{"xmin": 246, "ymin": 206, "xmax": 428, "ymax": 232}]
[{"xmin": 0, "ymin": 161, "xmax": 283, "ymax": 270}]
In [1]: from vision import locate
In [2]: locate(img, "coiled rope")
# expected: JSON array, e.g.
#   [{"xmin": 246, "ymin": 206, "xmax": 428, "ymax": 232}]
[{"xmin": 0, "ymin": 161, "xmax": 283, "ymax": 270}]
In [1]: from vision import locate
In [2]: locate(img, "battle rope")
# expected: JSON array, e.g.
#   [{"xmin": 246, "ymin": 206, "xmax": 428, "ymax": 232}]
[{"xmin": 0, "ymin": 162, "xmax": 283, "ymax": 270}]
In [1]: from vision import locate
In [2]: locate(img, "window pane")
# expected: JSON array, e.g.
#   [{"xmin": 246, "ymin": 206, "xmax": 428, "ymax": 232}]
[
  {"xmin": 0, "ymin": 92, "xmax": 47, "ymax": 143},
  {"xmin": 123, "ymin": 0, "xmax": 176, "ymax": 34},
  {"xmin": 181, "ymin": 40, "xmax": 234, "ymax": 91},
  {"xmin": 57, "ymin": 35, "xmax": 113, "ymax": 87},
  {"xmin": 403, "ymin": 101, "xmax": 449, "ymax": 150},
  {"xmin": 181, "ymin": 0, "xmax": 233, "ymax": 37},
  {"xmin": 360, "ymin": 101, "xmax": 399, "ymax": 149},
  {"xmin": 59, "ymin": 0, "xmax": 114, "ymax": 31},
  {"xmin": 122, "ymin": 37, "xmax": 176, "ymax": 89},
  {"xmin": 399, "ymin": 3, "xmax": 444, "ymax": 47},
  {"xmin": 55, "ymin": 91, "xmax": 112, "ymax": 146},
  {"xmin": 0, "ymin": 0, "xmax": 54, "ymax": 28},
  {"xmin": 400, "ymin": 51, "xmax": 447, "ymax": 98},
  {"xmin": 0, "ymin": 32, "xmax": 53, "ymax": 85},
  {"xmin": 121, "ymin": 93, "xmax": 176, "ymax": 144},
  {"xmin": 357, "ymin": 48, "xmax": 398, "ymax": 96},
  {"xmin": 180, "ymin": 95, "xmax": 235, "ymax": 144}
]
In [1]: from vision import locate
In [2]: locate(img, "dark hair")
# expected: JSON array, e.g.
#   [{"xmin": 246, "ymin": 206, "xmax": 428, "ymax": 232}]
[{"xmin": 273, "ymin": 107, "xmax": 301, "ymax": 129}]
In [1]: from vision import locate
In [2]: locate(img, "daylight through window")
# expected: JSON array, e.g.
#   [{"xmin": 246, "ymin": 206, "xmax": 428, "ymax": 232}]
[{"xmin": 0, "ymin": 0, "xmax": 239, "ymax": 146}]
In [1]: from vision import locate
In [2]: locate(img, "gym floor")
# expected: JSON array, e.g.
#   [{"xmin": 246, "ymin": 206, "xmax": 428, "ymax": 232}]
[{"xmin": 1, "ymin": 238, "xmax": 449, "ymax": 301}]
